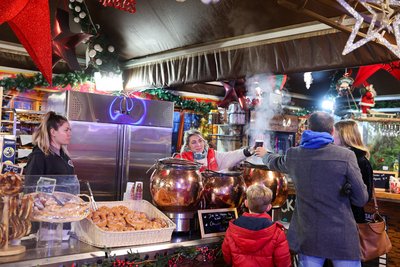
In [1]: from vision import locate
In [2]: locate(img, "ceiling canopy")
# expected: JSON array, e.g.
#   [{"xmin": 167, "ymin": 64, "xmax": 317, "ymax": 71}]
[{"xmin": 0, "ymin": 0, "xmax": 399, "ymax": 90}]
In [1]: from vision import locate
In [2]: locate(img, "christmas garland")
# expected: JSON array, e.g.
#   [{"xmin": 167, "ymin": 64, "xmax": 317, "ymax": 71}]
[
  {"xmin": 143, "ymin": 89, "xmax": 217, "ymax": 116},
  {"xmin": 0, "ymin": 71, "xmax": 93, "ymax": 92},
  {"xmin": 81, "ymin": 244, "xmax": 222, "ymax": 267}
]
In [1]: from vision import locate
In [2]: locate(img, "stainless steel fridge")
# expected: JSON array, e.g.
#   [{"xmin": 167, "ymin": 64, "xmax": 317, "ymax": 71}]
[{"xmin": 47, "ymin": 91, "xmax": 173, "ymax": 201}]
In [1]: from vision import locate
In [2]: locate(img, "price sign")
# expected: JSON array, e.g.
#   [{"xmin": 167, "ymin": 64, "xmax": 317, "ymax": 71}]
[
  {"xmin": 1, "ymin": 163, "xmax": 23, "ymax": 174},
  {"xmin": 36, "ymin": 177, "xmax": 57, "ymax": 194},
  {"xmin": 373, "ymin": 171, "xmax": 397, "ymax": 190},
  {"xmin": 198, "ymin": 208, "xmax": 238, "ymax": 238}
]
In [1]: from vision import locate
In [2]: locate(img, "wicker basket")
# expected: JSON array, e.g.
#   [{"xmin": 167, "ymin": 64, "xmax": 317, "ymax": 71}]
[{"xmin": 73, "ymin": 200, "xmax": 176, "ymax": 248}]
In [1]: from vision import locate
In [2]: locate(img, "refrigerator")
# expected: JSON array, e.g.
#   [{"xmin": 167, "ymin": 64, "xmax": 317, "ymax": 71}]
[{"xmin": 47, "ymin": 91, "xmax": 173, "ymax": 201}]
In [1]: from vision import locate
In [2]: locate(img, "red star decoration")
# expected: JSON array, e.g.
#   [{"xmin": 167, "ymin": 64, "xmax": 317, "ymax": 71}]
[
  {"xmin": 219, "ymin": 79, "xmax": 248, "ymax": 110},
  {"xmin": 52, "ymin": 5, "xmax": 92, "ymax": 71},
  {"xmin": 0, "ymin": 0, "xmax": 52, "ymax": 83}
]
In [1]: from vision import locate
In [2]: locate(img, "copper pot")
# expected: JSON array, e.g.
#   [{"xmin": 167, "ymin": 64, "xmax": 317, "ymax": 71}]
[
  {"xmin": 150, "ymin": 158, "xmax": 203, "ymax": 212},
  {"xmin": 202, "ymin": 170, "xmax": 246, "ymax": 209},
  {"xmin": 240, "ymin": 161, "xmax": 288, "ymax": 208}
]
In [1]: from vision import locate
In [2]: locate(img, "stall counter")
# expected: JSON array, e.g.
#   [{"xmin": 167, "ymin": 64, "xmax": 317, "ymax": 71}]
[{"xmin": 0, "ymin": 234, "xmax": 223, "ymax": 267}]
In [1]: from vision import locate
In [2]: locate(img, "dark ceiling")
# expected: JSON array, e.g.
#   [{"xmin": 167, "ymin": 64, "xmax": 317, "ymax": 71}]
[{"xmin": 0, "ymin": 0, "xmax": 400, "ymax": 99}]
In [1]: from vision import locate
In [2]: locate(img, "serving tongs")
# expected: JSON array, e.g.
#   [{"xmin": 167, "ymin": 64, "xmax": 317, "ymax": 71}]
[{"xmin": 86, "ymin": 181, "xmax": 98, "ymax": 211}]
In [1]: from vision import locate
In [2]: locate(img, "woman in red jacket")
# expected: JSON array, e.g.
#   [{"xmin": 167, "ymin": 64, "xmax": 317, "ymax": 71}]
[
  {"xmin": 222, "ymin": 184, "xmax": 291, "ymax": 267},
  {"xmin": 175, "ymin": 129, "xmax": 253, "ymax": 172}
]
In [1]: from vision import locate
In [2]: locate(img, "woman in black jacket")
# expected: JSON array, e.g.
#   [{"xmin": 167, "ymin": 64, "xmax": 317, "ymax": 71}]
[
  {"xmin": 334, "ymin": 119, "xmax": 373, "ymax": 223},
  {"xmin": 24, "ymin": 111, "xmax": 74, "ymax": 175}
]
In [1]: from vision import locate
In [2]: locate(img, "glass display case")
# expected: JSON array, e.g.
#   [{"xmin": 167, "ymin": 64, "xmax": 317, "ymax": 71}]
[{"xmin": 357, "ymin": 118, "xmax": 400, "ymax": 173}]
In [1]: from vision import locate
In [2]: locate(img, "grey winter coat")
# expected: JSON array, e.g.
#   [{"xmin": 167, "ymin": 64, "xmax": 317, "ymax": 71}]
[{"xmin": 262, "ymin": 143, "xmax": 368, "ymax": 260}]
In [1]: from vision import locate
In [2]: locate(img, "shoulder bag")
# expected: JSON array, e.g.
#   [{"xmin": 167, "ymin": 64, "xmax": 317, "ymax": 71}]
[{"xmin": 357, "ymin": 185, "xmax": 392, "ymax": 262}]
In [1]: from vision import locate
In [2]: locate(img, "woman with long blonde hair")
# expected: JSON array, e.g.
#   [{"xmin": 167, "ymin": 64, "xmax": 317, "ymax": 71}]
[
  {"xmin": 176, "ymin": 129, "xmax": 254, "ymax": 172},
  {"xmin": 24, "ymin": 111, "xmax": 74, "ymax": 175},
  {"xmin": 334, "ymin": 120, "xmax": 373, "ymax": 223}
]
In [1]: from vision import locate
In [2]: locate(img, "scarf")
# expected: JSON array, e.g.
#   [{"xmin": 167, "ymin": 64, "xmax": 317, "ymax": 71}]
[
  {"xmin": 300, "ymin": 130, "xmax": 334, "ymax": 149},
  {"xmin": 193, "ymin": 148, "xmax": 208, "ymax": 160}
]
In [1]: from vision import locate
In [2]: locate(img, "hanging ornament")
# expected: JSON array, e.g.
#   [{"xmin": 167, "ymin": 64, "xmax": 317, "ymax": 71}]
[
  {"xmin": 108, "ymin": 46, "xmax": 115, "ymax": 52},
  {"xmin": 99, "ymin": 0, "xmax": 136, "ymax": 14},
  {"xmin": 88, "ymin": 50, "xmax": 97, "ymax": 57},
  {"xmin": 219, "ymin": 79, "xmax": 248, "ymax": 110},
  {"xmin": 336, "ymin": 73, "xmax": 354, "ymax": 97},
  {"xmin": 94, "ymin": 44, "xmax": 103, "ymax": 52},
  {"xmin": 0, "ymin": 0, "xmax": 53, "ymax": 83},
  {"xmin": 52, "ymin": 3, "xmax": 92, "ymax": 70},
  {"xmin": 337, "ymin": 0, "xmax": 400, "ymax": 58}
]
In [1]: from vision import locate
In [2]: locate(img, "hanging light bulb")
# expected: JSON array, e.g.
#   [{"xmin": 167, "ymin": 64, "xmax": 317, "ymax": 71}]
[{"xmin": 304, "ymin": 72, "xmax": 313, "ymax": 89}]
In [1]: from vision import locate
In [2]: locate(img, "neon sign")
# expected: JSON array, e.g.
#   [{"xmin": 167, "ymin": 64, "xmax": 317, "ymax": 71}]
[{"xmin": 108, "ymin": 96, "xmax": 147, "ymax": 125}]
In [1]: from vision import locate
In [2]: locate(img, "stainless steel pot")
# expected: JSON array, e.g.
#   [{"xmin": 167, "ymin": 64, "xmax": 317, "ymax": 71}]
[
  {"xmin": 240, "ymin": 161, "xmax": 288, "ymax": 208},
  {"xmin": 150, "ymin": 158, "xmax": 204, "ymax": 213},
  {"xmin": 202, "ymin": 170, "xmax": 246, "ymax": 209}
]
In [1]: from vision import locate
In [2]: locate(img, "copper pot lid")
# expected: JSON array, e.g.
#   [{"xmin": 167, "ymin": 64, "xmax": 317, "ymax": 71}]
[
  {"xmin": 203, "ymin": 169, "xmax": 242, "ymax": 177},
  {"xmin": 156, "ymin": 157, "xmax": 202, "ymax": 170},
  {"xmin": 241, "ymin": 160, "xmax": 271, "ymax": 170}
]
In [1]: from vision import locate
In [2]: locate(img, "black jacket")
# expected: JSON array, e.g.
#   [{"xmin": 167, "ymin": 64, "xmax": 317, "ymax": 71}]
[
  {"xmin": 24, "ymin": 146, "xmax": 74, "ymax": 175},
  {"xmin": 350, "ymin": 147, "xmax": 374, "ymax": 223}
]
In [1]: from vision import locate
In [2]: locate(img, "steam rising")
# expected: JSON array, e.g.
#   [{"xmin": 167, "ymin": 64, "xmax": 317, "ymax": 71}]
[{"xmin": 245, "ymin": 74, "xmax": 291, "ymax": 165}]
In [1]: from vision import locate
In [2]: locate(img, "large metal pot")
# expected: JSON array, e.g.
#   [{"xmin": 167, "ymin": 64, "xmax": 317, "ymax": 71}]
[
  {"xmin": 202, "ymin": 170, "xmax": 246, "ymax": 209},
  {"xmin": 150, "ymin": 158, "xmax": 204, "ymax": 213},
  {"xmin": 240, "ymin": 161, "xmax": 288, "ymax": 208}
]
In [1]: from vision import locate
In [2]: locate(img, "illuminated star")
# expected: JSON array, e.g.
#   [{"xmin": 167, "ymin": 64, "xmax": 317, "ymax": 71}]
[
  {"xmin": 337, "ymin": 0, "xmax": 376, "ymax": 55},
  {"xmin": 338, "ymin": 0, "xmax": 400, "ymax": 58}
]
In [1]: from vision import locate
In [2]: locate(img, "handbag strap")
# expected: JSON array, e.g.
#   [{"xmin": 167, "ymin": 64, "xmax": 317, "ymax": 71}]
[{"xmin": 372, "ymin": 181, "xmax": 380, "ymax": 214}]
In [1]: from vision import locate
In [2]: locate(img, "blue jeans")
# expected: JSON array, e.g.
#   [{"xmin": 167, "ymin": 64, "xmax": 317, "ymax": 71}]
[{"xmin": 298, "ymin": 254, "xmax": 361, "ymax": 267}]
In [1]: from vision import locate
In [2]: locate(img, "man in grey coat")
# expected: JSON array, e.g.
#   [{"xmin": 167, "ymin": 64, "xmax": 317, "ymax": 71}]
[{"xmin": 255, "ymin": 112, "xmax": 368, "ymax": 267}]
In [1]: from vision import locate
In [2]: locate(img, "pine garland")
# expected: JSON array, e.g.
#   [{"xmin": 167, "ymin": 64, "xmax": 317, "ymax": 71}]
[
  {"xmin": 144, "ymin": 89, "xmax": 217, "ymax": 116},
  {"xmin": 0, "ymin": 71, "xmax": 93, "ymax": 92},
  {"xmin": 81, "ymin": 244, "xmax": 222, "ymax": 267}
]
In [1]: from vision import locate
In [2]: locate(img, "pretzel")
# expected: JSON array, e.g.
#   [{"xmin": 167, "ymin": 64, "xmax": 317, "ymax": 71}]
[
  {"xmin": 19, "ymin": 195, "xmax": 34, "ymax": 220},
  {"xmin": 0, "ymin": 223, "xmax": 6, "ymax": 248},
  {"xmin": 0, "ymin": 172, "xmax": 22, "ymax": 196}
]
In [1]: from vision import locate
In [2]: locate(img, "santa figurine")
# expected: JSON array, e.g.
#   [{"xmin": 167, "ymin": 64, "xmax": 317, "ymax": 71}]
[{"xmin": 359, "ymin": 84, "xmax": 377, "ymax": 114}]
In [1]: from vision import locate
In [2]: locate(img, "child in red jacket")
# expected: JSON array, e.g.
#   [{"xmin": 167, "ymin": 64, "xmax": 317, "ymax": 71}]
[{"xmin": 222, "ymin": 184, "xmax": 291, "ymax": 267}]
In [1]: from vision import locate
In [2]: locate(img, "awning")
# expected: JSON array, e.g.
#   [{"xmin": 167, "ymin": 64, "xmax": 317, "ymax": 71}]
[{"xmin": 123, "ymin": 27, "xmax": 397, "ymax": 90}]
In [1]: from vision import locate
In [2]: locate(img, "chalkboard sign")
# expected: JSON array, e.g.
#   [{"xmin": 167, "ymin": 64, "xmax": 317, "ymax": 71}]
[
  {"xmin": 198, "ymin": 208, "xmax": 238, "ymax": 238},
  {"xmin": 373, "ymin": 171, "xmax": 398, "ymax": 189},
  {"xmin": 278, "ymin": 194, "xmax": 296, "ymax": 223},
  {"xmin": 1, "ymin": 163, "xmax": 23, "ymax": 174}
]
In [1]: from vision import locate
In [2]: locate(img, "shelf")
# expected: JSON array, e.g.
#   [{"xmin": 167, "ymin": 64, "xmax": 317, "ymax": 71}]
[
  {"xmin": 15, "ymin": 109, "xmax": 46, "ymax": 114},
  {"xmin": 209, "ymin": 134, "xmax": 242, "ymax": 137},
  {"xmin": 1, "ymin": 120, "xmax": 15, "ymax": 124},
  {"xmin": 17, "ymin": 121, "xmax": 41, "ymax": 125}
]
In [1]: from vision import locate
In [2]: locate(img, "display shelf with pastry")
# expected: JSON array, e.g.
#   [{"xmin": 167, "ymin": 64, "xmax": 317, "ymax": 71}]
[{"xmin": 0, "ymin": 172, "xmax": 33, "ymax": 256}]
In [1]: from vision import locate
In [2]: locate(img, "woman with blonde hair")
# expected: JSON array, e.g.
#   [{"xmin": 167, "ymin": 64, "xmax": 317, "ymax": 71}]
[
  {"xmin": 175, "ymin": 129, "xmax": 253, "ymax": 172},
  {"xmin": 334, "ymin": 119, "xmax": 373, "ymax": 223},
  {"xmin": 24, "ymin": 111, "xmax": 74, "ymax": 175}
]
